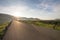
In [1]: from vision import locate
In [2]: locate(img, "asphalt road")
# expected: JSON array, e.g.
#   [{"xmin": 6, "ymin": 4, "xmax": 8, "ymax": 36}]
[{"xmin": 3, "ymin": 20, "xmax": 60, "ymax": 40}]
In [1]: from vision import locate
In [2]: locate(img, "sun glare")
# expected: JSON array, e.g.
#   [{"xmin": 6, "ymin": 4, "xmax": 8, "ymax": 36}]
[{"xmin": 12, "ymin": 12, "xmax": 21, "ymax": 17}]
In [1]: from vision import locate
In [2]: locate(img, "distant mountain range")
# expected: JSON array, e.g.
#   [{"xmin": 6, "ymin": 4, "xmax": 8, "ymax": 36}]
[
  {"xmin": 18, "ymin": 17, "xmax": 60, "ymax": 22},
  {"xmin": 0, "ymin": 13, "xmax": 60, "ymax": 24},
  {"xmin": 18, "ymin": 17, "xmax": 40, "ymax": 21}
]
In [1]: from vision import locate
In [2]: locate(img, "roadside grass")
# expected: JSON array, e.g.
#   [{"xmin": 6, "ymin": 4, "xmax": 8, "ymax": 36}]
[
  {"xmin": 21, "ymin": 20, "xmax": 60, "ymax": 30},
  {"xmin": 55, "ymin": 26, "xmax": 60, "ymax": 30},
  {"xmin": 0, "ymin": 22, "xmax": 10, "ymax": 38},
  {"xmin": 33, "ymin": 22, "xmax": 54, "ymax": 28}
]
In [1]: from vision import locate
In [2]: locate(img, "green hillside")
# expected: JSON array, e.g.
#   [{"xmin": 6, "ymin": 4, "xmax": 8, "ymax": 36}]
[{"xmin": 0, "ymin": 13, "xmax": 12, "ymax": 39}]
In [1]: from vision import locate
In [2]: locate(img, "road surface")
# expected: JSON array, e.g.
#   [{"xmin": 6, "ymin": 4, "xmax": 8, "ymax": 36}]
[{"xmin": 3, "ymin": 20, "xmax": 60, "ymax": 40}]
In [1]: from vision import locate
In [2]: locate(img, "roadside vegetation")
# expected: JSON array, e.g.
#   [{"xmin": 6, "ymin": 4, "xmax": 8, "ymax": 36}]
[
  {"xmin": 0, "ymin": 22, "xmax": 10, "ymax": 38},
  {"xmin": 19, "ymin": 20, "xmax": 60, "ymax": 30},
  {"xmin": 0, "ymin": 13, "xmax": 12, "ymax": 39}
]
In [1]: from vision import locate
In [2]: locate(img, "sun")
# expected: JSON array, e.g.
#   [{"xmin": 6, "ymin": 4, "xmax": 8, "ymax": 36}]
[{"xmin": 12, "ymin": 12, "xmax": 21, "ymax": 17}]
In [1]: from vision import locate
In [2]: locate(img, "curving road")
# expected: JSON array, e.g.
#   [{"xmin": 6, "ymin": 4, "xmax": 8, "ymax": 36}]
[{"xmin": 3, "ymin": 20, "xmax": 60, "ymax": 40}]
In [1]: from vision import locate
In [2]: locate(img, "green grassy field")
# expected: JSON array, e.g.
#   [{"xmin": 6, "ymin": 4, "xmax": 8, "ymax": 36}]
[
  {"xmin": 0, "ymin": 22, "xmax": 10, "ymax": 38},
  {"xmin": 33, "ymin": 21, "xmax": 60, "ymax": 30},
  {"xmin": 20, "ymin": 20, "xmax": 60, "ymax": 30}
]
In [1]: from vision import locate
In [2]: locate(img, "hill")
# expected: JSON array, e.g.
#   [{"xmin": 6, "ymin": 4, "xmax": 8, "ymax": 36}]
[{"xmin": 0, "ymin": 13, "xmax": 13, "ymax": 24}]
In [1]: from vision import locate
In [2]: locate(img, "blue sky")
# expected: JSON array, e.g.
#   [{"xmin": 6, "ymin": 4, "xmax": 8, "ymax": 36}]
[{"xmin": 0, "ymin": 0, "xmax": 60, "ymax": 20}]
